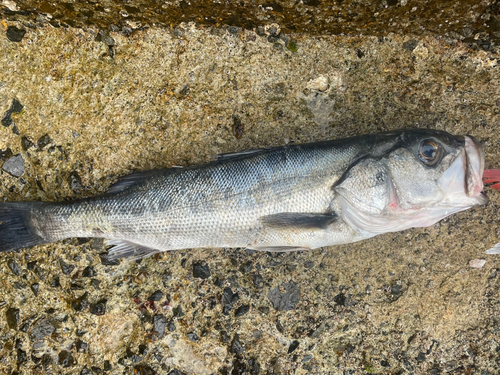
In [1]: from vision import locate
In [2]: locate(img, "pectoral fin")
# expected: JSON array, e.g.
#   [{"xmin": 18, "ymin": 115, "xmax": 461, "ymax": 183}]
[{"xmin": 260, "ymin": 212, "xmax": 338, "ymax": 231}]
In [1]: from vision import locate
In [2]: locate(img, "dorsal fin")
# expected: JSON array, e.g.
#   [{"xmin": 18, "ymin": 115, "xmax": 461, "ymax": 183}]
[{"xmin": 106, "ymin": 169, "xmax": 169, "ymax": 194}]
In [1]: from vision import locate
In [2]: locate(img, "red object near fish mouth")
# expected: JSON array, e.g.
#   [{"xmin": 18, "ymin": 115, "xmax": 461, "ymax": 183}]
[{"xmin": 483, "ymin": 169, "xmax": 500, "ymax": 190}]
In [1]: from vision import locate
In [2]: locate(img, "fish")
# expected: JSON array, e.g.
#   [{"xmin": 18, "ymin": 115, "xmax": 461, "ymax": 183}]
[{"xmin": 0, "ymin": 129, "xmax": 488, "ymax": 260}]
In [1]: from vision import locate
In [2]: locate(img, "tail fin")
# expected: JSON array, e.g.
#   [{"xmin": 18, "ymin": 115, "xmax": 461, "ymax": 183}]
[{"xmin": 0, "ymin": 202, "xmax": 48, "ymax": 252}]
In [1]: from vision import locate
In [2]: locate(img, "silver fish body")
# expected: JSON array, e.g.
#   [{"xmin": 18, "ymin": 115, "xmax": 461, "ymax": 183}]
[{"xmin": 0, "ymin": 129, "xmax": 488, "ymax": 259}]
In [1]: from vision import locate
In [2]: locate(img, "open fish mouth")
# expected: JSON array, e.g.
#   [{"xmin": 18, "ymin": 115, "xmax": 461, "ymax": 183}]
[{"xmin": 438, "ymin": 135, "xmax": 488, "ymax": 207}]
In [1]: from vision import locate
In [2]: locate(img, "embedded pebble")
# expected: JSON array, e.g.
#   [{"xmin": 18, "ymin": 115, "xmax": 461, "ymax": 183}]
[
  {"xmin": 306, "ymin": 76, "xmax": 330, "ymax": 92},
  {"xmin": 6, "ymin": 26, "xmax": 26, "ymax": 42},
  {"xmin": 2, "ymin": 154, "xmax": 25, "ymax": 177},
  {"xmin": 193, "ymin": 261, "xmax": 211, "ymax": 279},
  {"xmin": 267, "ymin": 281, "xmax": 301, "ymax": 311},
  {"xmin": 470, "ymin": 259, "xmax": 486, "ymax": 269}
]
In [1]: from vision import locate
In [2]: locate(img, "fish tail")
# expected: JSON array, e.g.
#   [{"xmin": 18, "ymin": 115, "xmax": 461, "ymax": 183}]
[{"xmin": 0, "ymin": 202, "xmax": 49, "ymax": 252}]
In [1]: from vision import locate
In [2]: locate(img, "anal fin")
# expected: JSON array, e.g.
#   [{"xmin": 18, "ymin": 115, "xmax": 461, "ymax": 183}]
[{"xmin": 106, "ymin": 239, "xmax": 161, "ymax": 260}]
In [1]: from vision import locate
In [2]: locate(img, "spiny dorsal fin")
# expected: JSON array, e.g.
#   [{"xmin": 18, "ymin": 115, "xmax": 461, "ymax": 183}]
[{"xmin": 106, "ymin": 169, "xmax": 170, "ymax": 194}]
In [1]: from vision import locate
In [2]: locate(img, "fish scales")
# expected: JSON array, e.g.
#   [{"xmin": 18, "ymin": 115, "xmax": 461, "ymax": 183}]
[{"xmin": 35, "ymin": 141, "xmax": 358, "ymax": 250}]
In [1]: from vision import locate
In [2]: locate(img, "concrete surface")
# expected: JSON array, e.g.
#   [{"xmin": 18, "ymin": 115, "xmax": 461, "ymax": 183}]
[{"xmin": 0, "ymin": 13, "xmax": 500, "ymax": 375}]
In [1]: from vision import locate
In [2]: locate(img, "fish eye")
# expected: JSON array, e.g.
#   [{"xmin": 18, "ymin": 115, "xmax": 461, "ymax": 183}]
[{"xmin": 418, "ymin": 140, "xmax": 439, "ymax": 165}]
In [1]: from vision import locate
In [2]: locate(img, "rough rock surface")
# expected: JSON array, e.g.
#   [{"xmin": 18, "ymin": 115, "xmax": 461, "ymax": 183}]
[{"xmin": 0, "ymin": 17, "xmax": 499, "ymax": 375}]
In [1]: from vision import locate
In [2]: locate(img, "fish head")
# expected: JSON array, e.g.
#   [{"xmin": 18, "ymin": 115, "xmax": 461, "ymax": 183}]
[{"xmin": 334, "ymin": 130, "xmax": 488, "ymax": 236}]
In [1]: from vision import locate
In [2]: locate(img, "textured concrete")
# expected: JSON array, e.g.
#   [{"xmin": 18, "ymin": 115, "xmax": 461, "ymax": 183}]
[{"xmin": 0, "ymin": 17, "xmax": 499, "ymax": 375}]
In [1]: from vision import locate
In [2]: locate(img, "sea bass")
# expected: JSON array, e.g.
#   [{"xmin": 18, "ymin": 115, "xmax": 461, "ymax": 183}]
[{"xmin": 0, "ymin": 129, "xmax": 488, "ymax": 259}]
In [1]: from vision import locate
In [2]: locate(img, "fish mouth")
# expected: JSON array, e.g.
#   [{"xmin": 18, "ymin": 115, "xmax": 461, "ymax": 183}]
[{"xmin": 438, "ymin": 135, "xmax": 488, "ymax": 206}]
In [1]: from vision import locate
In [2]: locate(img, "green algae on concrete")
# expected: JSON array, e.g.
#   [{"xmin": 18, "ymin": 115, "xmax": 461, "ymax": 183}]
[{"xmin": 0, "ymin": 20, "xmax": 500, "ymax": 374}]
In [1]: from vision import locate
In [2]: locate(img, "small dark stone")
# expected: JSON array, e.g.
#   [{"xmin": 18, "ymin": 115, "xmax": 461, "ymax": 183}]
[
  {"xmin": 99, "ymin": 253, "xmax": 120, "ymax": 266},
  {"xmin": 168, "ymin": 319, "xmax": 176, "ymax": 332},
  {"xmin": 228, "ymin": 26, "xmax": 240, "ymax": 34},
  {"xmin": 11, "ymin": 123, "xmax": 19, "ymax": 135},
  {"xmin": 31, "ymin": 283, "xmax": 39, "ymax": 296},
  {"xmin": 234, "ymin": 305, "xmax": 249, "ymax": 317},
  {"xmin": 172, "ymin": 305, "xmax": 184, "ymax": 318},
  {"xmin": 7, "ymin": 259, "xmax": 21, "ymax": 276},
  {"xmin": 232, "ymin": 115, "xmax": 244, "ymax": 139},
  {"xmin": 1, "ymin": 113, "xmax": 12, "ymax": 127},
  {"xmin": 288, "ymin": 340, "xmax": 299, "ymax": 354},
  {"xmin": 251, "ymin": 272, "xmax": 263, "ymax": 289},
  {"xmin": 187, "ymin": 332, "xmax": 199, "ymax": 341},
  {"xmin": 403, "ymin": 39, "xmax": 418, "ymax": 52},
  {"xmin": 267, "ymin": 35, "xmax": 279, "ymax": 43},
  {"xmin": 0, "ymin": 147, "xmax": 13, "ymax": 161},
  {"xmin": 17, "ymin": 349, "xmax": 27, "ymax": 364},
  {"xmin": 82, "ymin": 266, "xmax": 96, "ymax": 277},
  {"xmin": 214, "ymin": 277, "xmax": 224, "ymax": 287},
  {"xmin": 304, "ymin": 261, "xmax": 314, "ymax": 268},
  {"xmin": 10, "ymin": 98, "xmax": 23, "ymax": 113},
  {"xmin": 220, "ymin": 330, "xmax": 229, "ymax": 343},
  {"xmin": 178, "ymin": 84, "xmax": 190, "ymax": 96},
  {"xmin": 248, "ymin": 358, "xmax": 260, "ymax": 375},
  {"xmin": 231, "ymin": 334, "xmax": 244, "ymax": 355},
  {"xmin": 60, "ymin": 260, "xmax": 75, "ymax": 275},
  {"xmin": 29, "ymin": 318, "xmax": 55, "ymax": 341},
  {"xmin": 208, "ymin": 296, "xmax": 217, "ymax": 309},
  {"xmin": 90, "ymin": 299, "xmax": 107, "ymax": 315},
  {"xmin": 2, "ymin": 154, "xmax": 25, "ymax": 177},
  {"xmin": 91, "ymin": 366, "xmax": 102, "ymax": 374},
  {"xmin": 37, "ymin": 134, "xmax": 52, "ymax": 149},
  {"xmin": 333, "ymin": 293, "xmax": 347, "ymax": 306},
  {"xmin": 173, "ymin": 27, "xmax": 185, "ymax": 37},
  {"xmin": 429, "ymin": 368, "xmax": 441, "ymax": 375},
  {"xmin": 71, "ymin": 292, "xmax": 89, "ymax": 312},
  {"xmin": 153, "ymin": 314, "xmax": 168, "ymax": 338},
  {"xmin": 239, "ymin": 261, "xmax": 253, "ymax": 273},
  {"xmin": 74, "ymin": 339, "xmax": 88, "ymax": 352},
  {"xmin": 21, "ymin": 136, "xmax": 35, "ymax": 151},
  {"xmin": 133, "ymin": 364, "xmax": 156, "ymax": 375},
  {"xmin": 80, "ymin": 367, "xmax": 93, "ymax": 375},
  {"xmin": 148, "ymin": 290, "xmax": 163, "ymax": 301},
  {"xmin": 267, "ymin": 281, "xmax": 301, "ymax": 311},
  {"xmin": 58, "ymin": 350, "xmax": 76, "ymax": 367},
  {"xmin": 416, "ymin": 352, "xmax": 426, "ymax": 361},
  {"xmin": 232, "ymin": 358, "xmax": 246, "ymax": 374},
  {"xmin": 356, "ymin": 49, "xmax": 365, "ymax": 58},
  {"xmin": 95, "ymin": 30, "xmax": 115, "ymax": 46},
  {"xmin": 391, "ymin": 284, "xmax": 403, "ymax": 297},
  {"xmin": 68, "ymin": 171, "xmax": 83, "ymax": 191},
  {"xmin": 222, "ymin": 287, "xmax": 239, "ymax": 315},
  {"xmin": 6, "ymin": 26, "xmax": 26, "ymax": 42},
  {"xmin": 50, "ymin": 276, "xmax": 60, "ymax": 288},
  {"xmin": 6, "ymin": 307, "xmax": 20, "ymax": 330},
  {"xmin": 138, "ymin": 344, "xmax": 148, "ymax": 355},
  {"xmin": 381, "ymin": 360, "xmax": 390, "ymax": 367},
  {"xmin": 103, "ymin": 360, "xmax": 112, "ymax": 371},
  {"xmin": 193, "ymin": 261, "xmax": 211, "ymax": 279}
]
